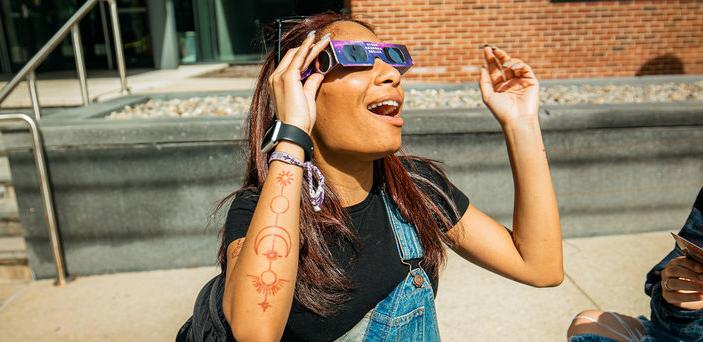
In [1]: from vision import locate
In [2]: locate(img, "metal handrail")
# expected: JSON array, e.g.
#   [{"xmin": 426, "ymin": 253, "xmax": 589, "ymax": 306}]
[
  {"xmin": 0, "ymin": 0, "xmax": 131, "ymax": 286},
  {"xmin": 0, "ymin": 0, "xmax": 129, "ymax": 119},
  {"xmin": 0, "ymin": 114, "xmax": 67, "ymax": 285}
]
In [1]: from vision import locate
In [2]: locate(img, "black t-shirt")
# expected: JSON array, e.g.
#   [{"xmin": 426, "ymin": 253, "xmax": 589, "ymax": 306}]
[{"xmin": 222, "ymin": 160, "xmax": 470, "ymax": 341}]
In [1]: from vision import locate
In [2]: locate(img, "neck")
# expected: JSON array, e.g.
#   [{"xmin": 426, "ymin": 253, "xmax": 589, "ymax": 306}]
[{"xmin": 314, "ymin": 151, "xmax": 374, "ymax": 208}]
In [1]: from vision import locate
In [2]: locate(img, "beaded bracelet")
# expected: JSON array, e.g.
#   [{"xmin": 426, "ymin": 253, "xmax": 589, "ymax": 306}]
[{"xmin": 268, "ymin": 151, "xmax": 325, "ymax": 212}]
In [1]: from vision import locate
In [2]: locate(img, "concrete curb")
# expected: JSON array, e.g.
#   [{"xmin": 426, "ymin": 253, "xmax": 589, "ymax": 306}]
[{"xmin": 2, "ymin": 101, "xmax": 702, "ymax": 150}]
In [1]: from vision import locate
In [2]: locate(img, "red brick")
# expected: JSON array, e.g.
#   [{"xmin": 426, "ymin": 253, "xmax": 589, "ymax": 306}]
[{"xmin": 351, "ymin": 0, "xmax": 703, "ymax": 81}]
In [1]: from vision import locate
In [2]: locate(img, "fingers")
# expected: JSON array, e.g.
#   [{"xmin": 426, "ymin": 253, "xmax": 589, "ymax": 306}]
[
  {"xmin": 270, "ymin": 32, "xmax": 332, "ymax": 90},
  {"xmin": 302, "ymin": 33, "xmax": 332, "ymax": 73},
  {"xmin": 493, "ymin": 48, "xmax": 515, "ymax": 80},
  {"xmin": 288, "ymin": 31, "xmax": 318, "ymax": 77},
  {"xmin": 662, "ymin": 289, "xmax": 703, "ymax": 310},
  {"xmin": 269, "ymin": 47, "xmax": 300, "ymax": 96},
  {"xmin": 665, "ymin": 264, "xmax": 703, "ymax": 282},
  {"xmin": 272, "ymin": 47, "xmax": 299, "ymax": 77},
  {"xmin": 661, "ymin": 256, "xmax": 703, "ymax": 309},
  {"xmin": 482, "ymin": 46, "xmax": 505, "ymax": 85},
  {"xmin": 481, "ymin": 45, "xmax": 538, "ymax": 88},
  {"xmin": 662, "ymin": 257, "xmax": 703, "ymax": 292},
  {"xmin": 303, "ymin": 73, "xmax": 324, "ymax": 100},
  {"xmin": 506, "ymin": 58, "xmax": 537, "ymax": 80},
  {"xmin": 492, "ymin": 47, "xmax": 511, "ymax": 64},
  {"xmin": 666, "ymin": 256, "xmax": 703, "ymax": 274},
  {"xmin": 269, "ymin": 32, "xmax": 315, "ymax": 87},
  {"xmin": 478, "ymin": 65, "xmax": 495, "ymax": 98},
  {"xmin": 666, "ymin": 277, "xmax": 703, "ymax": 292},
  {"xmin": 303, "ymin": 73, "xmax": 324, "ymax": 124},
  {"xmin": 495, "ymin": 78, "xmax": 523, "ymax": 93}
]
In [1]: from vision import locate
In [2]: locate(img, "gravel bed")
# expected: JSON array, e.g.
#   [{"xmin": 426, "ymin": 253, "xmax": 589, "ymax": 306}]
[
  {"xmin": 105, "ymin": 96, "xmax": 252, "ymax": 120},
  {"xmin": 105, "ymin": 81, "xmax": 703, "ymax": 119}
]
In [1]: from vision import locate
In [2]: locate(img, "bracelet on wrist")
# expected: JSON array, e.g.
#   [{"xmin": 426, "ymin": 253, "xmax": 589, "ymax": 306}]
[{"xmin": 268, "ymin": 151, "xmax": 325, "ymax": 211}]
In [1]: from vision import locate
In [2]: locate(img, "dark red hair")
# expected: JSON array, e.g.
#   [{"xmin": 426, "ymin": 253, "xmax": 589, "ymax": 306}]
[{"xmin": 217, "ymin": 12, "xmax": 459, "ymax": 317}]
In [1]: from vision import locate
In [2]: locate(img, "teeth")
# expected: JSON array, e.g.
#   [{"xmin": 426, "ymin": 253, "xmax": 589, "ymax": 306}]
[{"xmin": 367, "ymin": 100, "xmax": 399, "ymax": 111}]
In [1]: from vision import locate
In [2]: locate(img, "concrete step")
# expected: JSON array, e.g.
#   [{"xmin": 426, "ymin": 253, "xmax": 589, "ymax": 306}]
[
  {"xmin": 0, "ymin": 197, "xmax": 18, "ymax": 221},
  {"xmin": 0, "ymin": 237, "xmax": 27, "ymax": 259},
  {"xmin": 0, "ymin": 157, "xmax": 11, "ymax": 184},
  {"xmin": 0, "ymin": 156, "xmax": 21, "ymax": 237},
  {"xmin": 0, "ymin": 264, "xmax": 32, "ymax": 282},
  {"xmin": 0, "ymin": 220, "xmax": 22, "ymax": 237},
  {"xmin": 0, "ymin": 237, "xmax": 31, "ymax": 281}
]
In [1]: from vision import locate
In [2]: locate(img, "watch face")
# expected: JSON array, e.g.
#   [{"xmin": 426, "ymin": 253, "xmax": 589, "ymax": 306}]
[{"xmin": 261, "ymin": 121, "xmax": 282, "ymax": 153}]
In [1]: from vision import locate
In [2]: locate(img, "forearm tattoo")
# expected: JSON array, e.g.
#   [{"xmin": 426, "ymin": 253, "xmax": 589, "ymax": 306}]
[
  {"xmin": 247, "ymin": 170, "xmax": 294, "ymax": 312},
  {"xmin": 230, "ymin": 239, "xmax": 244, "ymax": 259}
]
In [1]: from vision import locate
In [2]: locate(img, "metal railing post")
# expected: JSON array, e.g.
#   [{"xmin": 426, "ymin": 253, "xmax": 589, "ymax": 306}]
[
  {"xmin": 107, "ymin": 0, "xmax": 129, "ymax": 95},
  {"xmin": 0, "ymin": 0, "xmax": 99, "ymax": 104},
  {"xmin": 0, "ymin": 0, "xmax": 129, "ymax": 109},
  {"xmin": 98, "ymin": 1, "xmax": 114, "ymax": 70},
  {"xmin": 27, "ymin": 71, "xmax": 41, "ymax": 120},
  {"xmin": 0, "ymin": 113, "xmax": 67, "ymax": 286},
  {"xmin": 71, "ymin": 25, "xmax": 90, "ymax": 106}
]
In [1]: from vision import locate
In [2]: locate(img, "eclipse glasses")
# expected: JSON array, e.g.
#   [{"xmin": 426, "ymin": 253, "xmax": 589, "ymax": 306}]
[{"xmin": 301, "ymin": 40, "xmax": 414, "ymax": 80}]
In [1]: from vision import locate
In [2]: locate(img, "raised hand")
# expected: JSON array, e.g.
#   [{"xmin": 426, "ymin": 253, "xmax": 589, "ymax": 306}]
[
  {"xmin": 267, "ymin": 31, "xmax": 331, "ymax": 134},
  {"xmin": 661, "ymin": 256, "xmax": 703, "ymax": 310},
  {"xmin": 478, "ymin": 46, "xmax": 540, "ymax": 126}
]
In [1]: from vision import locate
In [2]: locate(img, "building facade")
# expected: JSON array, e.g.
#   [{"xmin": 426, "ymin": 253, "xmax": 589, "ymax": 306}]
[
  {"xmin": 354, "ymin": 0, "xmax": 703, "ymax": 81},
  {"xmin": 1, "ymin": 0, "xmax": 701, "ymax": 81}
]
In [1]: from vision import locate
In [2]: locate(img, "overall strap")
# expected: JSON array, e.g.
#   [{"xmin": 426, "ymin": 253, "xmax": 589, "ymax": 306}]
[{"xmin": 381, "ymin": 188, "xmax": 425, "ymax": 261}]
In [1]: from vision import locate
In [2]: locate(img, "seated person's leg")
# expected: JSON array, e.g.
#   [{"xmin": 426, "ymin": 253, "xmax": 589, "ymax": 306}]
[{"xmin": 568, "ymin": 310, "xmax": 645, "ymax": 342}]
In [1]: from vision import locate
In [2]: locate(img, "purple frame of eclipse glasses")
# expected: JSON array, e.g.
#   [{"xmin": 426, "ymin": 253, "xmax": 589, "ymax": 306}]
[{"xmin": 301, "ymin": 40, "xmax": 414, "ymax": 80}]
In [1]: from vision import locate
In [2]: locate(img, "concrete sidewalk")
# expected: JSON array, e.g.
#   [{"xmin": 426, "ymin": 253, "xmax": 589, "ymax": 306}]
[
  {"xmin": 0, "ymin": 230, "xmax": 675, "ymax": 341},
  {"xmin": 0, "ymin": 64, "xmax": 256, "ymax": 109}
]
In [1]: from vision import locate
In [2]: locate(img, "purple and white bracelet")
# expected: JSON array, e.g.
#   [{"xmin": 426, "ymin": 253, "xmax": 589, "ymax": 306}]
[{"xmin": 268, "ymin": 151, "xmax": 325, "ymax": 212}]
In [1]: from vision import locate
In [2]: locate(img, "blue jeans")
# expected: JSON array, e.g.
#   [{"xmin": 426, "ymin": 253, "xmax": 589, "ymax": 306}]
[
  {"xmin": 336, "ymin": 188, "xmax": 441, "ymax": 341},
  {"xmin": 568, "ymin": 313, "xmax": 698, "ymax": 342},
  {"xmin": 571, "ymin": 205, "xmax": 703, "ymax": 342}
]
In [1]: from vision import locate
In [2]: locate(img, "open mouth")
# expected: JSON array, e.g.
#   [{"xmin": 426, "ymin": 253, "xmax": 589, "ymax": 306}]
[{"xmin": 366, "ymin": 100, "xmax": 401, "ymax": 117}]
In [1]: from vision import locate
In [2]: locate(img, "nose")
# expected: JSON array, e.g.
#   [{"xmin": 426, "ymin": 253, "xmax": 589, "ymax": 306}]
[{"xmin": 372, "ymin": 57, "xmax": 401, "ymax": 87}]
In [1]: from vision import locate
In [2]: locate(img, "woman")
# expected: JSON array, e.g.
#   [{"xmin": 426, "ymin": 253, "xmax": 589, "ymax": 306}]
[
  {"xmin": 567, "ymin": 187, "xmax": 703, "ymax": 342},
  {"xmin": 220, "ymin": 13, "xmax": 563, "ymax": 341}
]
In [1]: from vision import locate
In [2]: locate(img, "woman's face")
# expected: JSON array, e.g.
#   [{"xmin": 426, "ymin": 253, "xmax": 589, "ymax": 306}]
[{"xmin": 312, "ymin": 21, "xmax": 405, "ymax": 162}]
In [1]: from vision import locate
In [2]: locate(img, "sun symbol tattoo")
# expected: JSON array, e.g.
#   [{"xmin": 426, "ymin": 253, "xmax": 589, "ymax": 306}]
[
  {"xmin": 248, "ymin": 169, "xmax": 295, "ymax": 312},
  {"xmin": 248, "ymin": 271, "xmax": 289, "ymax": 312},
  {"xmin": 276, "ymin": 170, "xmax": 294, "ymax": 187}
]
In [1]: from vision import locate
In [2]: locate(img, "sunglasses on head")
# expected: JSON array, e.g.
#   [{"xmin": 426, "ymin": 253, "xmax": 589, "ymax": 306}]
[{"xmin": 301, "ymin": 40, "xmax": 414, "ymax": 80}]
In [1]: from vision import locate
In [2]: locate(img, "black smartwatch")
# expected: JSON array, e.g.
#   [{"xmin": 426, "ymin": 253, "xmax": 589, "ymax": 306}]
[{"xmin": 261, "ymin": 120, "xmax": 314, "ymax": 161}]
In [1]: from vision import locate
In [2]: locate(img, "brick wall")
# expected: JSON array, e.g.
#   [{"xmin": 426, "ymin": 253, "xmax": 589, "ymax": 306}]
[{"xmin": 350, "ymin": 0, "xmax": 703, "ymax": 81}]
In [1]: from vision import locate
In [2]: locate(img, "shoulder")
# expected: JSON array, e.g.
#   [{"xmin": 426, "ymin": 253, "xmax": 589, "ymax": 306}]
[
  {"xmin": 400, "ymin": 156, "xmax": 453, "ymax": 194},
  {"xmin": 227, "ymin": 187, "xmax": 260, "ymax": 214},
  {"xmin": 400, "ymin": 156, "xmax": 470, "ymax": 226},
  {"xmin": 223, "ymin": 187, "xmax": 260, "ymax": 243}
]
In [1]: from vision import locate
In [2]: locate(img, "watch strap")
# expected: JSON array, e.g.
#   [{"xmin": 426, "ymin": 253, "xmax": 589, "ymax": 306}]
[{"xmin": 261, "ymin": 121, "xmax": 314, "ymax": 161}]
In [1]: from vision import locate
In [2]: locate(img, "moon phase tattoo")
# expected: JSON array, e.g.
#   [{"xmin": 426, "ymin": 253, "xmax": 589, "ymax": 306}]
[{"xmin": 247, "ymin": 170, "xmax": 294, "ymax": 312}]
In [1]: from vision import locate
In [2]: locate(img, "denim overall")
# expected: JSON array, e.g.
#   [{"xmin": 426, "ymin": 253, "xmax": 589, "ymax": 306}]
[{"xmin": 336, "ymin": 189, "xmax": 442, "ymax": 341}]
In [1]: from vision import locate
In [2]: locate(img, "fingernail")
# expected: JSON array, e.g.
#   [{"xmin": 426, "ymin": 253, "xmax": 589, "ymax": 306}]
[
  {"xmin": 307, "ymin": 30, "xmax": 316, "ymax": 39},
  {"xmin": 502, "ymin": 61, "xmax": 511, "ymax": 68},
  {"xmin": 321, "ymin": 32, "xmax": 332, "ymax": 40}
]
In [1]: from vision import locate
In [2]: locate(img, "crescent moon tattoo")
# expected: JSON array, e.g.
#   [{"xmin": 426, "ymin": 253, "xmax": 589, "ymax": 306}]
[
  {"xmin": 248, "ymin": 169, "xmax": 296, "ymax": 312},
  {"xmin": 253, "ymin": 225, "xmax": 291, "ymax": 258}
]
